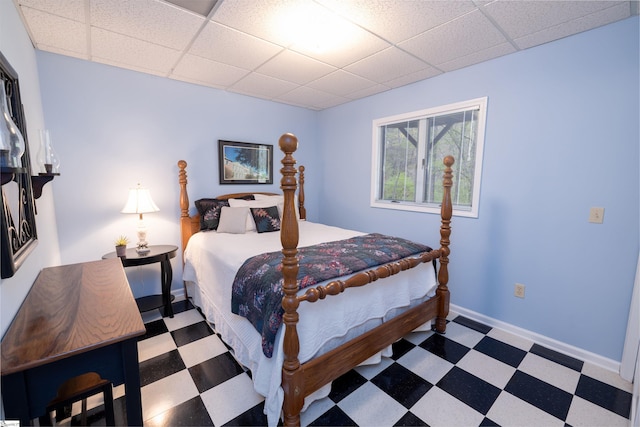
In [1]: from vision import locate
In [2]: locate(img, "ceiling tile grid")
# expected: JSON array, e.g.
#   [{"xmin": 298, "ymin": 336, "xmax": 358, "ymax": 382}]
[
  {"xmin": 18, "ymin": 0, "xmax": 87, "ymax": 22},
  {"xmin": 316, "ymin": 0, "xmax": 479, "ymax": 44},
  {"xmin": 255, "ymin": 49, "xmax": 337, "ymax": 86},
  {"xmin": 511, "ymin": 2, "xmax": 634, "ymax": 50},
  {"xmin": 230, "ymin": 72, "xmax": 299, "ymax": 100},
  {"xmin": 172, "ymin": 53, "xmax": 250, "ymax": 88},
  {"xmin": 344, "ymin": 47, "xmax": 435, "ymax": 84},
  {"xmin": 189, "ymin": 22, "xmax": 284, "ymax": 71},
  {"xmin": 91, "ymin": 27, "xmax": 183, "ymax": 75},
  {"xmin": 306, "ymin": 69, "xmax": 378, "ymax": 97},
  {"xmin": 20, "ymin": 6, "xmax": 88, "ymax": 56},
  {"xmin": 399, "ymin": 10, "xmax": 512, "ymax": 67},
  {"xmin": 481, "ymin": 1, "xmax": 627, "ymax": 39},
  {"xmin": 14, "ymin": 0, "xmax": 637, "ymax": 110},
  {"xmin": 90, "ymin": 0, "xmax": 206, "ymax": 51}
]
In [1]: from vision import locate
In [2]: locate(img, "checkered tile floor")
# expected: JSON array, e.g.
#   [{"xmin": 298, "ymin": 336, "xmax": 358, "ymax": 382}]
[{"xmin": 52, "ymin": 300, "xmax": 633, "ymax": 426}]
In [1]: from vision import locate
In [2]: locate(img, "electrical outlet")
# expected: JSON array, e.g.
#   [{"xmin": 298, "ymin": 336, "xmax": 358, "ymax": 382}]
[
  {"xmin": 514, "ymin": 283, "xmax": 525, "ymax": 298},
  {"xmin": 589, "ymin": 207, "xmax": 605, "ymax": 224}
]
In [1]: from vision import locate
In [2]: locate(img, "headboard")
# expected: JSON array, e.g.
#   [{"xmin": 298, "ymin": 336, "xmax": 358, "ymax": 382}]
[{"xmin": 177, "ymin": 160, "xmax": 306, "ymax": 256}]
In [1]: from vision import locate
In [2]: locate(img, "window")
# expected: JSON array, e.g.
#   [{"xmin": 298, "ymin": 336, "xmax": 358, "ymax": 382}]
[{"xmin": 371, "ymin": 97, "xmax": 487, "ymax": 218}]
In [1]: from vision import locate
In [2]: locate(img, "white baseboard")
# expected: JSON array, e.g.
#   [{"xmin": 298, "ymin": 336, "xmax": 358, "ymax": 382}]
[
  {"xmin": 172, "ymin": 288, "xmax": 187, "ymax": 302},
  {"xmin": 450, "ymin": 303, "xmax": 621, "ymax": 374},
  {"xmin": 169, "ymin": 289, "xmax": 621, "ymax": 373}
]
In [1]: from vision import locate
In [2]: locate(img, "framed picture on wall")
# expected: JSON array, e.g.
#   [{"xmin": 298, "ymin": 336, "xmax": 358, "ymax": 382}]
[
  {"xmin": 1, "ymin": 50, "xmax": 38, "ymax": 279},
  {"xmin": 218, "ymin": 140, "xmax": 273, "ymax": 184}
]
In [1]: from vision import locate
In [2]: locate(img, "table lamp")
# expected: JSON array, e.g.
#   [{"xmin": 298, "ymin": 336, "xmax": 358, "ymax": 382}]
[{"xmin": 121, "ymin": 184, "xmax": 159, "ymax": 255}]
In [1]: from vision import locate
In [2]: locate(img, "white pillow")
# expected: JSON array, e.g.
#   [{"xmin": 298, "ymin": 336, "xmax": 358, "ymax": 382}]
[
  {"xmin": 228, "ymin": 199, "xmax": 280, "ymax": 231},
  {"xmin": 216, "ymin": 206, "xmax": 248, "ymax": 234},
  {"xmin": 253, "ymin": 194, "xmax": 300, "ymax": 220},
  {"xmin": 253, "ymin": 194, "xmax": 281, "ymax": 201}
]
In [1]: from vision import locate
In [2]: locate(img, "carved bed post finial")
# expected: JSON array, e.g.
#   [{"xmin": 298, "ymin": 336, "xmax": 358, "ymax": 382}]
[
  {"xmin": 435, "ymin": 155, "xmax": 454, "ymax": 333},
  {"xmin": 279, "ymin": 133, "xmax": 303, "ymax": 427}
]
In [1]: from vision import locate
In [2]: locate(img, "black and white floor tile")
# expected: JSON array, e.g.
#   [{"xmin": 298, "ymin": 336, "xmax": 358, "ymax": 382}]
[{"xmin": 51, "ymin": 300, "xmax": 633, "ymax": 426}]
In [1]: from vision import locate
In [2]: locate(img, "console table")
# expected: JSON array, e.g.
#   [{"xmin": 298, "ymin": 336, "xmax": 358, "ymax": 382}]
[{"xmin": 0, "ymin": 258, "xmax": 146, "ymax": 425}]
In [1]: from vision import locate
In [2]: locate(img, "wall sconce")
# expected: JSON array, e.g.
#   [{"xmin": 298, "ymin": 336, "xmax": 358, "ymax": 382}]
[
  {"xmin": 121, "ymin": 184, "xmax": 159, "ymax": 255},
  {"xmin": 37, "ymin": 130, "xmax": 60, "ymax": 174}
]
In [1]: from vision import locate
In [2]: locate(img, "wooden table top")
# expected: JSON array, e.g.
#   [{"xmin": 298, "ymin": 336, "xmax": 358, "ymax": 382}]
[
  {"xmin": 0, "ymin": 258, "xmax": 145, "ymax": 376},
  {"xmin": 102, "ymin": 244, "xmax": 178, "ymax": 267}
]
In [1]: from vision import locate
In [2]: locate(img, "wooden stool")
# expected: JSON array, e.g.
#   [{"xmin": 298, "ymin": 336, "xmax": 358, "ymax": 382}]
[{"xmin": 43, "ymin": 372, "xmax": 115, "ymax": 426}]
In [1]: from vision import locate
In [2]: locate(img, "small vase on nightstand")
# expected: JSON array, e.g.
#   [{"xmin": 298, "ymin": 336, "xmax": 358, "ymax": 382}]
[
  {"xmin": 114, "ymin": 235, "xmax": 129, "ymax": 257},
  {"xmin": 115, "ymin": 245, "xmax": 127, "ymax": 257}
]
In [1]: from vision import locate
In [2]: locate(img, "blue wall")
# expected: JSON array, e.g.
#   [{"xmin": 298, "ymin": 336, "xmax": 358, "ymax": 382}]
[
  {"xmin": 36, "ymin": 53, "xmax": 318, "ymax": 297},
  {"xmin": 316, "ymin": 17, "xmax": 639, "ymax": 361}
]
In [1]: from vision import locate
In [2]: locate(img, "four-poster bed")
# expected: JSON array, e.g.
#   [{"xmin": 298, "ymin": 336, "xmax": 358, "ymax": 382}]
[{"xmin": 177, "ymin": 133, "xmax": 454, "ymax": 426}]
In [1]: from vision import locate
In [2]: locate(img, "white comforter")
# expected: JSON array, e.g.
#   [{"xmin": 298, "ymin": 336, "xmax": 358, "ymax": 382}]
[{"xmin": 183, "ymin": 221, "xmax": 437, "ymax": 426}]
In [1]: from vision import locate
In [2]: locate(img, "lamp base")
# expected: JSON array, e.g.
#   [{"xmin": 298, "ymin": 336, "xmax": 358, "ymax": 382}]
[{"xmin": 136, "ymin": 246, "xmax": 150, "ymax": 255}]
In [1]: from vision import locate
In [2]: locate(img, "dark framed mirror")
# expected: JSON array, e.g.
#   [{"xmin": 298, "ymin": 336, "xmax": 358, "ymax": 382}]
[{"xmin": 1, "ymin": 51, "xmax": 38, "ymax": 279}]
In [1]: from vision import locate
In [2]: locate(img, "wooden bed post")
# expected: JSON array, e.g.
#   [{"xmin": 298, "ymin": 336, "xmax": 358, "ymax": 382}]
[
  {"xmin": 178, "ymin": 160, "xmax": 192, "ymax": 300},
  {"xmin": 435, "ymin": 156, "xmax": 454, "ymax": 333},
  {"xmin": 178, "ymin": 160, "xmax": 190, "ymax": 260},
  {"xmin": 279, "ymin": 133, "xmax": 303, "ymax": 427}
]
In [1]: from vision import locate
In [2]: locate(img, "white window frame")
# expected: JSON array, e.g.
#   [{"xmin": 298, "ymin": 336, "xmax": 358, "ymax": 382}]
[{"xmin": 370, "ymin": 97, "xmax": 487, "ymax": 218}]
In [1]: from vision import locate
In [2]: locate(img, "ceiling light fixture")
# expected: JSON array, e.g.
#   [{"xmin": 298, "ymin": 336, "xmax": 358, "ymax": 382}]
[{"xmin": 277, "ymin": 3, "xmax": 356, "ymax": 54}]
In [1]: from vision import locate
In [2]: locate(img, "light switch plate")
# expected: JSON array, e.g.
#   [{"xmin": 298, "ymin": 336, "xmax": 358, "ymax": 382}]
[{"xmin": 589, "ymin": 207, "xmax": 605, "ymax": 224}]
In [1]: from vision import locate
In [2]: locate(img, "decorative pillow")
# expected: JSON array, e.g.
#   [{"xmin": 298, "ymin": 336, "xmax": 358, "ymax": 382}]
[
  {"xmin": 216, "ymin": 207, "xmax": 248, "ymax": 234},
  {"xmin": 194, "ymin": 195, "xmax": 255, "ymax": 231},
  {"xmin": 252, "ymin": 194, "xmax": 300, "ymax": 219},
  {"xmin": 194, "ymin": 198, "xmax": 229, "ymax": 231},
  {"xmin": 250, "ymin": 206, "xmax": 281, "ymax": 233},
  {"xmin": 228, "ymin": 198, "xmax": 283, "ymax": 231}
]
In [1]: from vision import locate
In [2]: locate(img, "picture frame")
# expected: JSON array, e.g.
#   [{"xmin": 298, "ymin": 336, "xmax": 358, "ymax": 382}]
[
  {"xmin": 218, "ymin": 140, "xmax": 273, "ymax": 185},
  {"xmin": 1, "ymin": 51, "xmax": 38, "ymax": 279}
]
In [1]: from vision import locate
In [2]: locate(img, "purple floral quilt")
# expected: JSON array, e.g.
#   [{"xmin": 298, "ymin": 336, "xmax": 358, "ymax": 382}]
[{"xmin": 231, "ymin": 233, "xmax": 431, "ymax": 357}]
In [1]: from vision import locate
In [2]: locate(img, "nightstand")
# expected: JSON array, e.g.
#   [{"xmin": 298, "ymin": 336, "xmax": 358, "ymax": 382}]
[{"xmin": 102, "ymin": 245, "xmax": 178, "ymax": 318}]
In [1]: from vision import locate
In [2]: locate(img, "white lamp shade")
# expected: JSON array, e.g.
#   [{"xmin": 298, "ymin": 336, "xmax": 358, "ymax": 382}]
[{"xmin": 121, "ymin": 185, "xmax": 159, "ymax": 214}]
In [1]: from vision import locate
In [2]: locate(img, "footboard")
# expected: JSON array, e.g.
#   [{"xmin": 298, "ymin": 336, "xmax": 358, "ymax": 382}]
[{"xmin": 278, "ymin": 133, "xmax": 454, "ymax": 426}]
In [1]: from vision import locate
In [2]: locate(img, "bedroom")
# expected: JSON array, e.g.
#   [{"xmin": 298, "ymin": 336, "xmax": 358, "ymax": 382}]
[{"xmin": 0, "ymin": 0, "xmax": 638, "ymax": 426}]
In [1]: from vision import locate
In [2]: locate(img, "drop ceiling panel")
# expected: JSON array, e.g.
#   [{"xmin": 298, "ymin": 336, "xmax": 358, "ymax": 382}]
[
  {"xmin": 345, "ymin": 47, "xmax": 433, "ymax": 84},
  {"xmin": 400, "ymin": 10, "xmax": 509, "ymax": 67},
  {"xmin": 307, "ymin": 70, "xmax": 377, "ymax": 97},
  {"xmin": 437, "ymin": 42, "xmax": 515, "ymax": 72},
  {"xmin": 20, "ymin": 6, "xmax": 88, "ymax": 56},
  {"xmin": 171, "ymin": 53, "xmax": 250, "ymax": 87},
  {"xmin": 276, "ymin": 85, "xmax": 347, "ymax": 110},
  {"xmin": 15, "ymin": 0, "xmax": 636, "ymax": 110},
  {"xmin": 92, "ymin": 56, "xmax": 168, "ymax": 78},
  {"xmin": 384, "ymin": 67, "xmax": 442, "ymax": 89},
  {"xmin": 210, "ymin": 0, "xmax": 299, "ymax": 47},
  {"xmin": 90, "ymin": 0, "xmax": 205, "ymax": 50},
  {"xmin": 18, "ymin": 0, "xmax": 87, "ymax": 21},
  {"xmin": 230, "ymin": 73, "xmax": 299, "ymax": 100},
  {"xmin": 257, "ymin": 49, "xmax": 336, "ymax": 85},
  {"xmin": 91, "ymin": 27, "xmax": 182, "ymax": 74},
  {"xmin": 317, "ymin": 0, "xmax": 477, "ymax": 44},
  {"xmin": 346, "ymin": 83, "xmax": 389, "ymax": 101},
  {"xmin": 512, "ymin": 2, "xmax": 633, "ymax": 49},
  {"xmin": 483, "ymin": 1, "xmax": 627, "ymax": 40},
  {"xmin": 189, "ymin": 21, "xmax": 284, "ymax": 70}
]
